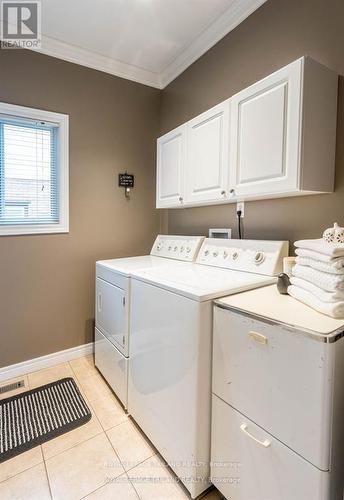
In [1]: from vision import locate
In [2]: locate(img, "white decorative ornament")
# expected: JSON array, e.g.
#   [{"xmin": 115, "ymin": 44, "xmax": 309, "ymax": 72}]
[{"xmin": 323, "ymin": 223, "xmax": 344, "ymax": 243}]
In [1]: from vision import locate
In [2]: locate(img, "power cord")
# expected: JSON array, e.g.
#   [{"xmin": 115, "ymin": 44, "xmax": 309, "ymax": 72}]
[{"xmin": 237, "ymin": 209, "xmax": 243, "ymax": 239}]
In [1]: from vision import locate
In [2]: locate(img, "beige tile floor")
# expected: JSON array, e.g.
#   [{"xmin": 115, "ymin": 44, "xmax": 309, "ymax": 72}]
[{"xmin": 0, "ymin": 356, "xmax": 222, "ymax": 500}]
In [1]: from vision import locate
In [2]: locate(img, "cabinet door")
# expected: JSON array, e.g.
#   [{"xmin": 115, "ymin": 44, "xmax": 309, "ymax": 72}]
[
  {"xmin": 230, "ymin": 59, "xmax": 302, "ymax": 197},
  {"xmin": 212, "ymin": 306, "xmax": 333, "ymax": 471},
  {"xmin": 185, "ymin": 102, "xmax": 230, "ymax": 205},
  {"xmin": 156, "ymin": 125, "xmax": 186, "ymax": 208},
  {"xmin": 211, "ymin": 395, "xmax": 330, "ymax": 500},
  {"xmin": 95, "ymin": 278, "xmax": 127, "ymax": 354}
]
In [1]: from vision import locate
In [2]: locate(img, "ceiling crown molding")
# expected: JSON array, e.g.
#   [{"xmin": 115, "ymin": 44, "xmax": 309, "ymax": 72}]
[
  {"xmin": 29, "ymin": 0, "xmax": 266, "ymax": 89},
  {"xmin": 160, "ymin": 0, "xmax": 267, "ymax": 88},
  {"xmin": 32, "ymin": 36, "xmax": 162, "ymax": 89}
]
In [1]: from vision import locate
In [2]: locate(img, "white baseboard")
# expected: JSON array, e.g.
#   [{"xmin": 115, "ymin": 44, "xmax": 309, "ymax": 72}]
[{"xmin": 0, "ymin": 343, "xmax": 94, "ymax": 382}]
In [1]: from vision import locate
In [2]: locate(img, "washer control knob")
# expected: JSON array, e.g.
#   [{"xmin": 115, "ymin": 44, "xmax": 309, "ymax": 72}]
[
  {"xmin": 223, "ymin": 250, "xmax": 228, "ymax": 259},
  {"xmin": 232, "ymin": 251, "xmax": 239, "ymax": 261},
  {"xmin": 156, "ymin": 242, "xmax": 163, "ymax": 251},
  {"xmin": 254, "ymin": 251, "xmax": 265, "ymax": 265},
  {"xmin": 204, "ymin": 250, "xmax": 210, "ymax": 257},
  {"xmin": 213, "ymin": 251, "xmax": 219, "ymax": 257},
  {"xmin": 180, "ymin": 246, "xmax": 184, "ymax": 253},
  {"xmin": 186, "ymin": 247, "xmax": 191, "ymax": 253},
  {"xmin": 168, "ymin": 246, "xmax": 172, "ymax": 251},
  {"xmin": 174, "ymin": 246, "xmax": 178, "ymax": 252}
]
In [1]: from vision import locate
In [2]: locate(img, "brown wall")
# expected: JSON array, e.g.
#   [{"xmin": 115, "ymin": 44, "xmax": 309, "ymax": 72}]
[
  {"xmin": 160, "ymin": 0, "xmax": 344, "ymax": 243},
  {"xmin": 0, "ymin": 49, "xmax": 161, "ymax": 367},
  {"xmin": 2, "ymin": 0, "xmax": 344, "ymax": 368}
]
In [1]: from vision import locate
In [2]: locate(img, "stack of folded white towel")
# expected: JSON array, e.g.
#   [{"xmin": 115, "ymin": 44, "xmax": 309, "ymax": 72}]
[{"xmin": 288, "ymin": 239, "xmax": 344, "ymax": 319}]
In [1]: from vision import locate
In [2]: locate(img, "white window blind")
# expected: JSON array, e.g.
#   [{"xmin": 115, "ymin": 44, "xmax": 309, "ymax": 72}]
[
  {"xmin": 0, "ymin": 102, "xmax": 69, "ymax": 236},
  {"xmin": 0, "ymin": 116, "xmax": 59, "ymax": 225}
]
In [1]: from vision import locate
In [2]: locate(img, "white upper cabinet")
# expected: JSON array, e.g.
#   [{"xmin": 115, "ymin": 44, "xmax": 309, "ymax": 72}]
[
  {"xmin": 156, "ymin": 57, "xmax": 338, "ymax": 209},
  {"xmin": 229, "ymin": 57, "xmax": 337, "ymax": 199},
  {"xmin": 229, "ymin": 60, "xmax": 301, "ymax": 197},
  {"xmin": 156, "ymin": 124, "xmax": 186, "ymax": 208},
  {"xmin": 185, "ymin": 102, "xmax": 230, "ymax": 204}
]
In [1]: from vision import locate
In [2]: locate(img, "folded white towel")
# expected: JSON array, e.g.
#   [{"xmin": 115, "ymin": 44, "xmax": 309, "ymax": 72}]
[
  {"xmin": 294, "ymin": 239, "xmax": 344, "ymax": 257},
  {"xmin": 295, "ymin": 256, "xmax": 344, "ymax": 275},
  {"xmin": 288, "ymin": 285, "xmax": 344, "ymax": 319},
  {"xmin": 292, "ymin": 264, "xmax": 344, "ymax": 292},
  {"xmin": 295, "ymin": 248, "xmax": 344, "ymax": 266},
  {"xmin": 290, "ymin": 276, "xmax": 344, "ymax": 302}
]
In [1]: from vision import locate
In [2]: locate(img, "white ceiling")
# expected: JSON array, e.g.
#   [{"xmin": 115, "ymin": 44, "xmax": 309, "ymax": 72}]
[{"xmin": 35, "ymin": 0, "xmax": 266, "ymax": 88}]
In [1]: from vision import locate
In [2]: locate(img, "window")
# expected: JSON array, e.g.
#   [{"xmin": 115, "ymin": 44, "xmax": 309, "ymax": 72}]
[{"xmin": 0, "ymin": 102, "xmax": 69, "ymax": 235}]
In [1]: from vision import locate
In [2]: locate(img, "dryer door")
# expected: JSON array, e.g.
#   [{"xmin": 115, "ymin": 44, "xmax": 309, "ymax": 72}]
[{"xmin": 95, "ymin": 277, "xmax": 128, "ymax": 355}]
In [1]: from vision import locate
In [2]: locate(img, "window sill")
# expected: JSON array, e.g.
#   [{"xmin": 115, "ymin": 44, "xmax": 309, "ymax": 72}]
[{"xmin": 0, "ymin": 222, "xmax": 69, "ymax": 236}]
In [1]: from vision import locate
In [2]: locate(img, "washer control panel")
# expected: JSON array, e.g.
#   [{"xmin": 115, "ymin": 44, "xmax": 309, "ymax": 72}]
[
  {"xmin": 196, "ymin": 239, "xmax": 289, "ymax": 276},
  {"xmin": 150, "ymin": 235, "xmax": 205, "ymax": 261}
]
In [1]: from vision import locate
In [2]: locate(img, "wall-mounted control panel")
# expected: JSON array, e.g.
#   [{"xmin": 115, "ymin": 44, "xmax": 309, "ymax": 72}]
[
  {"xmin": 150, "ymin": 235, "xmax": 205, "ymax": 262},
  {"xmin": 196, "ymin": 238, "xmax": 289, "ymax": 276}
]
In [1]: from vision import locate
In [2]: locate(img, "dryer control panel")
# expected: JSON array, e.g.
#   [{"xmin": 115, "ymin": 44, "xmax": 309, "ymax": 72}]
[
  {"xmin": 197, "ymin": 239, "xmax": 289, "ymax": 276},
  {"xmin": 150, "ymin": 235, "xmax": 205, "ymax": 262}
]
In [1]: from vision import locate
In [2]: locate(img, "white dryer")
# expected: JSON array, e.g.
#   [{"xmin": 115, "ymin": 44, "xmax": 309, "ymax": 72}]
[
  {"xmin": 128, "ymin": 238, "xmax": 289, "ymax": 498},
  {"xmin": 94, "ymin": 235, "xmax": 204, "ymax": 408}
]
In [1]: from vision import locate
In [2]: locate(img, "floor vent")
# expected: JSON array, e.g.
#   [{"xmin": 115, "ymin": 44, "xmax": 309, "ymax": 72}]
[{"xmin": 0, "ymin": 380, "xmax": 25, "ymax": 394}]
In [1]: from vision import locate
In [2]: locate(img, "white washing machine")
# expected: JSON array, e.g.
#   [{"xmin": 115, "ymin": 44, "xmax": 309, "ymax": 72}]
[
  {"xmin": 128, "ymin": 238, "xmax": 289, "ymax": 498},
  {"xmin": 94, "ymin": 235, "xmax": 204, "ymax": 408}
]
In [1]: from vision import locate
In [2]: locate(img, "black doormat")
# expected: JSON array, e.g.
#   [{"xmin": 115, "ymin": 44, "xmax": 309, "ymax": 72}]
[{"xmin": 0, "ymin": 377, "xmax": 91, "ymax": 463}]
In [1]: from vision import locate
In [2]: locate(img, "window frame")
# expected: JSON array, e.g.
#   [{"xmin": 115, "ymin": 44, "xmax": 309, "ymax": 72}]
[{"xmin": 0, "ymin": 101, "xmax": 69, "ymax": 236}]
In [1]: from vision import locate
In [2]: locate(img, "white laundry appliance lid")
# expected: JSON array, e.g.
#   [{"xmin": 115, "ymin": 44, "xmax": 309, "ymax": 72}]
[
  {"xmin": 96, "ymin": 255, "xmax": 192, "ymax": 277},
  {"xmin": 131, "ymin": 238, "xmax": 289, "ymax": 301},
  {"xmin": 132, "ymin": 264, "xmax": 275, "ymax": 301},
  {"xmin": 96, "ymin": 235, "xmax": 205, "ymax": 277}
]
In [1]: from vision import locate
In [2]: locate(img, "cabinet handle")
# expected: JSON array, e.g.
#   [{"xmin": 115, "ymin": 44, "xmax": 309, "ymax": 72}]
[
  {"xmin": 249, "ymin": 331, "xmax": 268, "ymax": 345},
  {"xmin": 240, "ymin": 424, "xmax": 271, "ymax": 448},
  {"xmin": 97, "ymin": 293, "xmax": 102, "ymax": 312},
  {"xmin": 122, "ymin": 296, "xmax": 126, "ymax": 307}
]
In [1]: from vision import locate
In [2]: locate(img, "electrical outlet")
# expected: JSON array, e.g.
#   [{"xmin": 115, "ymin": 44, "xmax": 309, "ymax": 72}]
[{"xmin": 236, "ymin": 201, "xmax": 245, "ymax": 217}]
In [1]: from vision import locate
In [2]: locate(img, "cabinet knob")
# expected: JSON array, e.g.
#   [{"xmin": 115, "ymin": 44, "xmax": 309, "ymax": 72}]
[{"xmin": 179, "ymin": 196, "xmax": 183, "ymax": 202}]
